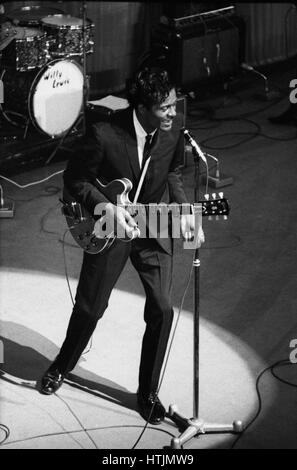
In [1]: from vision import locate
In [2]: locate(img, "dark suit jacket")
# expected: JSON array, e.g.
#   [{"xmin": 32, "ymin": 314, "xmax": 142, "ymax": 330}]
[{"xmin": 63, "ymin": 107, "xmax": 188, "ymax": 254}]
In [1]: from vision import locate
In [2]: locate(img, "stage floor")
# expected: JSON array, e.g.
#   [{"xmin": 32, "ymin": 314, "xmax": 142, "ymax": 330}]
[{"xmin": 1, "ymin": 67, "xmax": 297, "ymax": 449}]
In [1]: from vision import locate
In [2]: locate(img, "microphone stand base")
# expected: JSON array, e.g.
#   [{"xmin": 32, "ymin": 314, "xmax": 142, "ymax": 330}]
[
  {"xmin": 168, "ymin": 404, "xmax": 244, "ymax": 449},
  {"xmin": 254, "ymin": 90, "xmax": 282, "ymax": 101},
  {"xmin": 202, "ymin": 174, "xmax": 233, "ymax": 188}
]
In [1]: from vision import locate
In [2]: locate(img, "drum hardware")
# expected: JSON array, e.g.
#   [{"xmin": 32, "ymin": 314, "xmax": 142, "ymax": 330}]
[
  {"xmin": 81, "ymin": 1, "xmax": 88, "ymax": 138},
  {"xmin": 0, "ymin": 135, "xmax": 18, "ymax": 143},
  {"xmin": 0, "ymin": 104, "xmax": 29, "ymax": 133},
  {"xmin": 0, "ymin": 102, "xmax": 33, "ymax": 141},
  {"xmin": 44, "ymin": 36, "xmax": 56, "ymax": 61},
  {"xmin": 0, "ymin": 68, "xmax": 28, "ymax": 136},
  {"xmin": 0, "ymin": 21, "xmax": 17, "ymax": 46},
  {"xmin": 0, "ymin": 127, "xmax": 19, "ymax": 144}
]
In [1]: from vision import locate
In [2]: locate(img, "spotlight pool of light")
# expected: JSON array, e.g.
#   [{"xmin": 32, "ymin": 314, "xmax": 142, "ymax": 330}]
[{"xmin": 0, "ymin": 268, "xmax": 275, "ymax": 449}]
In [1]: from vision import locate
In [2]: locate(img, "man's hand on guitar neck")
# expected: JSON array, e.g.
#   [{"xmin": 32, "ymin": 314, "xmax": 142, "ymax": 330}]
[
  {"xmin": 181, "ymin": 214, "xmax": 205, "ymax": 247},
  {"xmin": 93, "ymin": 202, "xmax": 140, "ymax": 240}
]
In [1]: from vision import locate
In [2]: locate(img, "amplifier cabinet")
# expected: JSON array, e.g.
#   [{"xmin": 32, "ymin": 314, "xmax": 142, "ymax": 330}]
[{"xmin": 151, "ymin": 15, "xmax": 245, "ymax": 90}]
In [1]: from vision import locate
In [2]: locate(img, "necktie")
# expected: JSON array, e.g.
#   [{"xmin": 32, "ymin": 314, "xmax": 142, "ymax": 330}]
[
  {"xmin": 135, "ymin": 133, "xmax": 153, "ymax": 202},
  {"xmin": 142, "ymin": 133, "xmax": 152, "ymax": 169}
]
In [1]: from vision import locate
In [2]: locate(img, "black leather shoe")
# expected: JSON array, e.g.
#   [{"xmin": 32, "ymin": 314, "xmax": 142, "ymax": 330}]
[
  {"xmin": 137, "ymin": 392, "xmax": 166, "ymax": 425},
  {"xmin": 40, "ymin": 366, "xmax": 65, "ymax": 395}
]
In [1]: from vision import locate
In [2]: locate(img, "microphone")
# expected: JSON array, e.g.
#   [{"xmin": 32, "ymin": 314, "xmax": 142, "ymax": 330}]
[
  {"xmin": 216, "ymin": 43, "xmax": 220, "ymax": 64},
  {"xmin": 241, "ymin": 63, "xmax": 269, "ymax": 93},
  {"xmin": 183, "ymin": 129, "xmax": 207, "ymax": 163},
  {"xmin": 241, "ymin": 62, "xmax": 254, "ymax": 72},
  {"xmin": 203, "ymin": 57, "xmax": 211, "ymax": 77}
]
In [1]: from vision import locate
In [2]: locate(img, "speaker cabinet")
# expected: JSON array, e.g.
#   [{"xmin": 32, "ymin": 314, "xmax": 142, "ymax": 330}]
[
  {"xmin": 151, "ymin": 15, "xmax": 245, "ymax": 90},
  {"xmin": 176, "ymin": 93, "xmax": 187, "ymax": 127}
]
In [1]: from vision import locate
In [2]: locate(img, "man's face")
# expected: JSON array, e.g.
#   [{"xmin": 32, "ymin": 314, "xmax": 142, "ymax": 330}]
[{"xmin": 141, "ymin": 88, "xmax": 177, "ymax": 132}]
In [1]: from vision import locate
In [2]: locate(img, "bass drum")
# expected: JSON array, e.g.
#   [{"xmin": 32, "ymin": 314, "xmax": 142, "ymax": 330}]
[{"xmin": 0, "ymin": 59, "xmax": 84, "ymax": 137}]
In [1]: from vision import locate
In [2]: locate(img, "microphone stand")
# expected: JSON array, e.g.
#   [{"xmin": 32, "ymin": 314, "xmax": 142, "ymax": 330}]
[{"xmin": 167, "ymin": 137, "xmax": 243, "ymax": 449}]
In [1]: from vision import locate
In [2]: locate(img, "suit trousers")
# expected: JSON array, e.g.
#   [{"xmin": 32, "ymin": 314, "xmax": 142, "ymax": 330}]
[{"xmin": 54, "ymin": 237, "xmax": 174, "ymax": 396}]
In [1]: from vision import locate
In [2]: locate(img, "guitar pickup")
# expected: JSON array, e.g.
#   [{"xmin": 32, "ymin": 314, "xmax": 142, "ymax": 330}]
[{"xmin": 60, "ymin": 199, "xmax": 85, "ymax": 222}]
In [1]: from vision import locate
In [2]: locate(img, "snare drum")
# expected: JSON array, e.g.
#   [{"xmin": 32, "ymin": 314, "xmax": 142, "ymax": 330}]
[
  {"xmin": 1, "ymin": 59, "xmax": 84, "ymax": 137},
  {"xmin": 0, "ymin": 26, "xmax": 47, "ymax": 71},
  {"xmin": 41, "ymin": 14, "xmax": 94, "ymax": 58}
]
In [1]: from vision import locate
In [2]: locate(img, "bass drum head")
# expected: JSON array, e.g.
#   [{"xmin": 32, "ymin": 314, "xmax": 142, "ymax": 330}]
[{"xmin": 30, "ymin": 59, "xmax": 84, "ymax": 137}]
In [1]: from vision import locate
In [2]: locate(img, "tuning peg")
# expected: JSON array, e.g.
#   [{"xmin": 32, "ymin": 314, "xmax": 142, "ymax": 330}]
[
  {"xmin": 219, "ymin": 192, "xmax": 224, "ymax": 199},
  {"xmin": 215, "ymin": 215, "xmax": 219, "ymax": 221},
  {"xmin": 212, "ymin": 192, "xmax": 217, "ymax": 199},
  {"xmin": 208, "ymin": 215, "xmax": 213, "ymax": 221},
  {"xmin": 223, "ymin": 215, "xmax": 228, "ymax": 220},
  {"xmin": 204, "ymin": 194, "xmax": 210, "ymax": 200}
]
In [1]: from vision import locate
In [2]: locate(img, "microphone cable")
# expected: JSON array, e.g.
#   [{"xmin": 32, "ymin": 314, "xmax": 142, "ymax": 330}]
[
  {"xmin": 230, "ymin": 358, "xmax": 297, "ymax": 449},
  {"xmin": 0, "ymin": 367, "xmax": 176, "ymax": 448},
  {"xmin": 199, "ymin": 123, "xmax": 297, "ymax": 150},
  {"xmin": 131, "ymin": 245, "xmax": 197, "ymax": 449},
  {"xmin": 0, "ymin": 170, "xmax": 64, "ymax": 189},
  {"xmin": 1, "ymin": 357, "xmax": 295, "ymax": 448},
  {"xmin": 61, "ymin": 229, "xmax": 93, "ymax": 355},
  {"xmin": 0, "ymin": 424, "xmax": 10, "ymax": 445},
  {"xmin": 187, "ymin": 82, "xmax": 285, "ymax": 124}
]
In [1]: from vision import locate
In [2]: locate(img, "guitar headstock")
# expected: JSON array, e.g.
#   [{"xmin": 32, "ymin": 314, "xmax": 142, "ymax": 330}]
[{"xmin": 201, "ymin": 192, "xmax": 230, "ymax": 220}]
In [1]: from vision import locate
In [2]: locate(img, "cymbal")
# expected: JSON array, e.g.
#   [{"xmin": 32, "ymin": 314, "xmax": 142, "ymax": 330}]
[
  {"xmin": 6, "ymin": 5, "xmax": 65, "ymax": 26},
  {"xmin": 0, "ymin": 35, "xmax": 15, "ymax": 51},
  {"xmin": 0, "ymin": 21, "xmax": 16, "ymax": 50}
]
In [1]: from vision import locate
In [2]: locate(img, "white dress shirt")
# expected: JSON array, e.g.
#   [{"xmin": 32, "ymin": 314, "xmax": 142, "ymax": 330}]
[{"xmin": 133, "ymin": 109, "xmax": 156, "ymax": 168}]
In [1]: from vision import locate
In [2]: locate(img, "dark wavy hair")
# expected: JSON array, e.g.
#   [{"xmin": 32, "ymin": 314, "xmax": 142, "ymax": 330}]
[{"xmin": 126, "ymin": 66, "xmax": 176, "ymax": 110}]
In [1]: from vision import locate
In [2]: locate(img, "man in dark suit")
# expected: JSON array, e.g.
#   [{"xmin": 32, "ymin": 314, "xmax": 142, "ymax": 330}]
[{"xmin": 40, "ymin": 67, "xmax": 204, "ymax": 424}]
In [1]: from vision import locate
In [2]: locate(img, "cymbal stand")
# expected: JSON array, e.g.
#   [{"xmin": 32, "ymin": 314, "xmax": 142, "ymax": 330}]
[
  {"xmin": 81, "ymin": 0, "xmax": 88, "ymax": 136},
  {"xmin": 167, "ymin": 144, "xmax": 244, "ymax": 449}
]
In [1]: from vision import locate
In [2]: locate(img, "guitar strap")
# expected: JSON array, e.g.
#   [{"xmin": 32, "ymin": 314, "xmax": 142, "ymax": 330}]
[
  {"xmin": 132, "ymin": 155, "xmax": 151, "ymax": 204},
  {"xmin": 132, "ymin": 129, "xmax": 158, "ymax": 204}
]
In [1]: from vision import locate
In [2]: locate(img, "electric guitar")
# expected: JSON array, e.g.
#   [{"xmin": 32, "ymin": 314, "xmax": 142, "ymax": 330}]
[{"xmin": 61, "ymin": 177, "xmax": 230, "ymax": 254}]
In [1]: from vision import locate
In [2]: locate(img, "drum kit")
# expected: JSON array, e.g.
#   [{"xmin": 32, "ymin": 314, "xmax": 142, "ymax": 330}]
[{"xmin": 0, "ymin": 5, "xmax": 94, "ymax": 138}]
